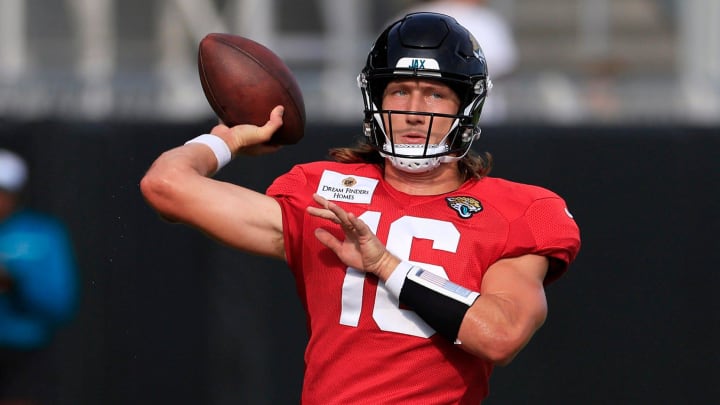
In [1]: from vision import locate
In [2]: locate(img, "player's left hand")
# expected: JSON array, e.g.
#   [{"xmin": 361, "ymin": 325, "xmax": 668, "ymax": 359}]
[{"xmin": 307, "ymin": 193, "xmax": 399, "ymax": 280}]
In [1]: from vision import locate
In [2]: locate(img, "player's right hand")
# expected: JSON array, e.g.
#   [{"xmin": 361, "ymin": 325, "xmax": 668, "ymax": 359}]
[{"xmin": 210, "ymin": 105, "xmax": 284, "ymax": 156}]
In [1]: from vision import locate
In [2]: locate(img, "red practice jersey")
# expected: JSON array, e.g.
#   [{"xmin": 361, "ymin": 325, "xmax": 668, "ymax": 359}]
[{"xmin": 267, "ymin": 161, "xmax": 581, "ymax": 404}]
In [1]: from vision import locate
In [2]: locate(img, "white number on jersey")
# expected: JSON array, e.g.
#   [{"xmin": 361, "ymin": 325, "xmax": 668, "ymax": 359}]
[{"xmin": 339, "ymin": 211, "xmax": 460, "ymax": 337}]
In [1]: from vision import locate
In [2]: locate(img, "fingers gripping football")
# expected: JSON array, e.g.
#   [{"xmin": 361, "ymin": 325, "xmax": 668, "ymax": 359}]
[
  {"xmin": 211, "ymin": 106, "xmax": 285, "ymax": 156},
  {"xmin": 198, "ymin": 33, "xmax": 305, "ymax": 145}
]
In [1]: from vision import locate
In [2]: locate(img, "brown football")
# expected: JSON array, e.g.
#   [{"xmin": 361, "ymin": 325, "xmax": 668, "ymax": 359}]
[{"xmin": 198, "ymin": 33, "xmax": 306, "ymax": 145}]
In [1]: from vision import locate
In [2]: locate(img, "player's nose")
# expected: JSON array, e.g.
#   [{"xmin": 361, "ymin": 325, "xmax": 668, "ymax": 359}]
[{"xmin": 404, "ymin": 95, "xmax": 427, "ymax": 123}]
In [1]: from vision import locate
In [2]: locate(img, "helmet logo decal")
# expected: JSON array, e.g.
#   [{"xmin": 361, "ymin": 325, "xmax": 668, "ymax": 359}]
[
  {"xmin": 410, "ymin": 59, "xmax": 425, "ymax": 69},
  {"xmin": 396, "ymin": 57, "xmax": 440, "ymax": 70},
  {"xmin": 446, "ymin": 196, "xmax": 483, "ymax": 219}
]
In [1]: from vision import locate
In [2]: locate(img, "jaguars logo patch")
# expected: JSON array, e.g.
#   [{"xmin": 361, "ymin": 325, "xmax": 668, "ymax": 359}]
[{"xmin": 446, "ymin": 196, "xmax": 483, "ymax": 219}]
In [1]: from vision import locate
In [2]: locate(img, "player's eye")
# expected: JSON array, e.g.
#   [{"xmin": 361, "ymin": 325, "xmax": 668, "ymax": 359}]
[
  {"xmin": 429, "ymin": 86, "xmax": 453, "ymax": 99},
  {"xmin": 385, "ymin": 84, "xmax": 407, "ymax": 97}
]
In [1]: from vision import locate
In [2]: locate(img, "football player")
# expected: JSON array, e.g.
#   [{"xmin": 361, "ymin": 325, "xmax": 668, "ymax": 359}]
[{"xmin": 141, "ymin": 12, "xmax": 580, "ymax": 404}]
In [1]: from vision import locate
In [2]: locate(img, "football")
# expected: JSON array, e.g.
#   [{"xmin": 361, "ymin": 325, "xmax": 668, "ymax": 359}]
[{"xmin": 198, "ymin": 33, "xmax": 306, "ymax": 145}]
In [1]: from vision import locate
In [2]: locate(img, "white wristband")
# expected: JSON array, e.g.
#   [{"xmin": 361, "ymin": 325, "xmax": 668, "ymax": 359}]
[
  {"xmin": 384, "ymin": 261, "xmax": 414, "ymax": 299},
  {"xmin": 185, "ymin": 134, "xmax": 232, "ymax": 172}
]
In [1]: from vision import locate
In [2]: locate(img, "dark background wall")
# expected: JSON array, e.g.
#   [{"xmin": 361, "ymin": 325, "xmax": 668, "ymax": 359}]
[{"xmin": 0, "ymin": 121, "xmax": 717, "ymax": 404}]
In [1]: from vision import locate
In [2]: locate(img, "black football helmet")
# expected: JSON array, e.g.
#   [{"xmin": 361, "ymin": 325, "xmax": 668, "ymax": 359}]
[{"xmin": 358, "ymin": 12, "xmax": 491, "ymax": 172}]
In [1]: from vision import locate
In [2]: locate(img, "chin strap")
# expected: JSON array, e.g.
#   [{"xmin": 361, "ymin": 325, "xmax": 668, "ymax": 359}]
[
  {"xmin": 381, "ymin": 143, "xmax": 448, "ymax": 173},
  {"xmin": 380, "ymin": 132, "xmax": 477, "ymax": 173}
]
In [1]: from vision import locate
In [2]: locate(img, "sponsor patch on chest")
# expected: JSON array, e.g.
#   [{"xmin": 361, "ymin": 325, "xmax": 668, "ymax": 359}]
[{"xmin": 317, "ymin": 170, "xmax": 379, "ymax": 204}]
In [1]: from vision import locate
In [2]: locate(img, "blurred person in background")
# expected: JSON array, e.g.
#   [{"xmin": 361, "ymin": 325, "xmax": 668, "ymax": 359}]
[
  {"xmin": 400, "ymin": 0, "xmax": 519, "ymax": 121},
  {"xmin": 0, "ymin": 149, "xmax": 79, "ymax": 404}
]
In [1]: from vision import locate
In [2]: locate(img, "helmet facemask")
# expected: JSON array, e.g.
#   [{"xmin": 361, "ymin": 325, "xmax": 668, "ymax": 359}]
[{"xmin": 358, "ymin": 70, "xmax": 490, "ymax": 173}]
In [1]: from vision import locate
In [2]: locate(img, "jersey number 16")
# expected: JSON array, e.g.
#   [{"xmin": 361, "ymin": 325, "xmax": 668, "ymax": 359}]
[{"xmin": 339, "ymin": 211, "xmax": 460, "ymax": 338}]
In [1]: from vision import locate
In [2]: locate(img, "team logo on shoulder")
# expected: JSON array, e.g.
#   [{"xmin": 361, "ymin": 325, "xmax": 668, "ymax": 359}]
[{"xmin": 446, "ymin": 196, "xmax": 483, "ymax": 219}]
